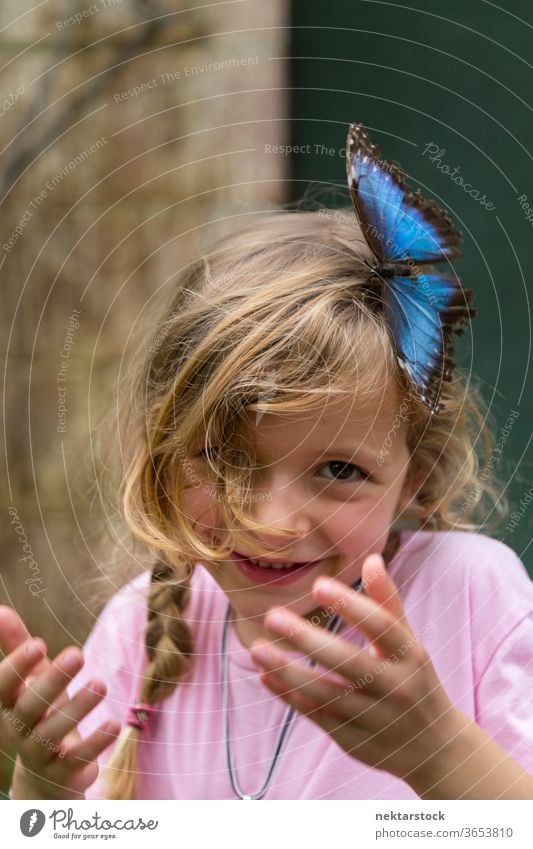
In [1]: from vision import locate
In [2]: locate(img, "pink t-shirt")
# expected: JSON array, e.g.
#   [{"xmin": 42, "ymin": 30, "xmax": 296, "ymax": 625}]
[{"xmin": 66, "ymin": 529, "xmax": 533, "ymax": 799}]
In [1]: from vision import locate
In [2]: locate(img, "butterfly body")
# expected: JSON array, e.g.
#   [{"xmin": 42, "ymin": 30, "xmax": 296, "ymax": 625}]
[
  {"xmin": 345, "ymin": 123, "xmax": 475, "ymax": 414},
  {"xmin": 373, "ymin": 262, "xmax": 412, "ymax": 279}
]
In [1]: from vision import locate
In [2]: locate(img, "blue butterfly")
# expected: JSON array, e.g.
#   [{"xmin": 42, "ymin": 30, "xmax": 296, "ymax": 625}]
[{"xmin": 346, "ymin": 123, "xmax": 476, "ymax": 414}]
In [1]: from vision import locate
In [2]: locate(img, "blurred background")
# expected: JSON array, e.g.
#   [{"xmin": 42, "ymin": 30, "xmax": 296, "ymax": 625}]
[{"xmin": 1, "ymin": 0, "xmax": 532, "ymax": 794}]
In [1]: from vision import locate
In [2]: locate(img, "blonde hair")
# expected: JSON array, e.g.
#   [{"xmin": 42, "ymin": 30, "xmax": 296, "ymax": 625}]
[{"xmin": 94, "ymin": 208, "xmax": 508, "ymax": 798}]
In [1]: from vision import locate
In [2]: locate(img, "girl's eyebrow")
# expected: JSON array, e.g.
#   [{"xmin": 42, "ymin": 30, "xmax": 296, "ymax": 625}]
[
  {"xmin": 309, "ymin": 446, "xmax": 379, "ymax": 463},
  {"xmin": 252, "ymin": 444, "xmax": 383, "ymax": 465}
]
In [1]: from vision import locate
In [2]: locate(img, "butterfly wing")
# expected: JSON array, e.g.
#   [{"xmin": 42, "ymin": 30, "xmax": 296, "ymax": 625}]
[
  {"xmin": 381, "ymin": 273, "xmax": 475, "ymax": 413},
  {"xmin": 346, "ymin": 123, "xmax": 462, "ymax": 265}
]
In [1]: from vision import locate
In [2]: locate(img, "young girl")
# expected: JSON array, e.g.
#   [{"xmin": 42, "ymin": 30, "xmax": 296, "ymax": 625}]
[{"xmin": 2, "ymin": 129, "xmax": 533, "ymax": 800}]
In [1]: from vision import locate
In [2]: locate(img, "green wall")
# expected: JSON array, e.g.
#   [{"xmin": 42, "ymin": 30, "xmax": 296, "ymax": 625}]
[{"xmin": 290, "ymin": 1, "xmax": 533, "ymax": 575}]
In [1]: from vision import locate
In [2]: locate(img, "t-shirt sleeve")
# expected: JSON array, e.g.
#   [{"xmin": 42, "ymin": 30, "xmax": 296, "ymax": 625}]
[
  {"xmin": 64, "ymin": 572, "xmax": 150, "ymax": 799},
  {"xmin": 475, "ymin": 611, "xmax": 533, "ymax": 776}
]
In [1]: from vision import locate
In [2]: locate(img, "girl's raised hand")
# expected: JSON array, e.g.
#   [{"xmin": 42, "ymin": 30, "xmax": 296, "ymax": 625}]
[
  {"xmin": 0, "ymin": 605, "xmax": 121, "ymax": 799},
  {"xmin": 249, "ymin": 553, "xmax": 463, "ymax": 785}
]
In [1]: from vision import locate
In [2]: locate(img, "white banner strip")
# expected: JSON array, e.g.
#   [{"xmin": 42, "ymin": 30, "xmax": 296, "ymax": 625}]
[{"xmin": 3, "ymin": 799, "xmax": 532, "ymax": 848}]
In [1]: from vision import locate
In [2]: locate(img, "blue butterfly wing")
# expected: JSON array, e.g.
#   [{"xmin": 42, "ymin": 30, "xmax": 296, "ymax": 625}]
[
  {"xmin": 346, "ymin": 124, "xmax": 462, "ymax": 264},
  {"xmin": 344, "ymin": 123, "xmax": 474, "ymax": 412},
  {"xmin": 382, "ymin": 274, "xmax": 475, "ymax": 413}
]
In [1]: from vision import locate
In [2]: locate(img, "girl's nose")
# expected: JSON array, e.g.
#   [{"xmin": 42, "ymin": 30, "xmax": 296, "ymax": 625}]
[{"xmin": 247, "ymin": 477, "xmax": 313, "ymax": 548}]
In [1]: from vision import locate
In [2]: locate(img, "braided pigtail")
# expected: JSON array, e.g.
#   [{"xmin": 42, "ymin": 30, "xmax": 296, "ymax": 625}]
[{"xmin": 101, "ymin": 558, "xmax": 194, "ymax": 799}]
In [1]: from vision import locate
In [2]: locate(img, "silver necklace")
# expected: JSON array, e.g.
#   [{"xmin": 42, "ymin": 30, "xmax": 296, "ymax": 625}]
[{"xmin": 221, "ymin": 577, "xmax": 363, "ymax": 800}]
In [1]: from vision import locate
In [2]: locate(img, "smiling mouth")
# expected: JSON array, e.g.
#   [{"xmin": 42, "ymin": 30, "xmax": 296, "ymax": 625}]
[
  {"xmin": 233, "ymin": 551, "xmax": 323, "ymax": 571},
  {"xmin": 231, "ymin": 551, "xmax": 324, "ymax": 585}
]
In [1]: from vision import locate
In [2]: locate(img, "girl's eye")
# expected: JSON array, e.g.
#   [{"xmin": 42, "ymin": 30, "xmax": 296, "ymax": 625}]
[
  {"xmin": 196, "ymin": 451, "xmax": 369, "ymax": 484},
  {"xmin": 318, "ymin": 461, "xmax": 369, "ymax": 483}
]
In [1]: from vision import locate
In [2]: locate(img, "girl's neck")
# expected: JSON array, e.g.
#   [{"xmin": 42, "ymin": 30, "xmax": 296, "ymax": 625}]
[{"xmin": 382, "ymin": 528, "xmax": 401, "ymax": 567}]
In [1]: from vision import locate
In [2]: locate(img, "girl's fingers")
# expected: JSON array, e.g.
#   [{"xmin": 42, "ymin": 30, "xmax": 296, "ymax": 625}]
[
  {"xmin": 14, "ymin": 649, "xmax": 83, "ymax": 730},
  {"xmin": 261, "ymin": 603, "xmax": 400, "ymax": 690},
  {"xmin": 39, "ymin": 687, "xmax": 77, "ymax": 722},
  {"xmin": 259, "ymin": 671, "xmax": 328, "ymax": 717},
  {"xmin": 61, "ymin": 720, "xmax": 121, "ymax": 769},
  {"xmin": 261, "ymin": 673, "xmax": 371, "ymax": 757},
  {"xmin": 0, "ymin": 607, "xmax": 51, "ymax": 680},
  {"xmin": 21, "ymin": 683, "xmax": 69, "ymax": 723},
  {"xmin": 0, "ymin": 605, "xmax": 33, "ymax": 655},
  {"xmin": 312, "ymin": 577, "xmax": 412, "ymax": 656},
  {"xmin": 360, "ymin": 555, "xmax": 408, "ymax": 623},
  {"xmin": 261, "ymin": 670, "xmax": 369, "ymax": 745},
  {"xmin": 253, "ymin": 642, "xmax": 378, "ymax": 722},
  {"xmin": 0, "ymin": 638, "xmax": 47, "ymax": 708},
  {"xmin": 32, "ymin": 680, "xmax": 107, "ymax": 747},
  {"xmin": 358, "ymin": 554, "xmax": 408, "ymax": 657}
]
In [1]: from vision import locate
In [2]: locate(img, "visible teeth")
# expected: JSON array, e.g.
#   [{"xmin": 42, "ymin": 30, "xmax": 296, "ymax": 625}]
[{"xmin": 248, "ymin": 558, "xmax": 296, "ymax": 570}]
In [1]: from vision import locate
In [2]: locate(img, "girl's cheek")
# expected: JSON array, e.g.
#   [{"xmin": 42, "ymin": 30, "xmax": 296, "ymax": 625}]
[
  {"xmin": 181, "ymin": 486, "xmax": 220, "ymax": 534},
  {"xmin": 340, "ymin": 508, "xmax": 396, "ymax": 550}
]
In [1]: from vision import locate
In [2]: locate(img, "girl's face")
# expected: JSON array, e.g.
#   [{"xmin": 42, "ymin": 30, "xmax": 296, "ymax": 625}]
[{"xmin": 183, "ymin": 385, "xmax": 418, "ymax": 625}]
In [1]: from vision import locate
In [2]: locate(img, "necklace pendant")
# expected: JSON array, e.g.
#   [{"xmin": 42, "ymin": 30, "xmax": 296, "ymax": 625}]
[{"xmin": 241, "ymin": 794, "xmax": 254, "ymax": 800}]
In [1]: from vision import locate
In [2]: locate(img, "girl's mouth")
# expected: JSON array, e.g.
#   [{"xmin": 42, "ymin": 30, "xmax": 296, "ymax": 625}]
[{"xmin": 232, "ymin": 551, "xmax": 323, "ymax": 585}]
